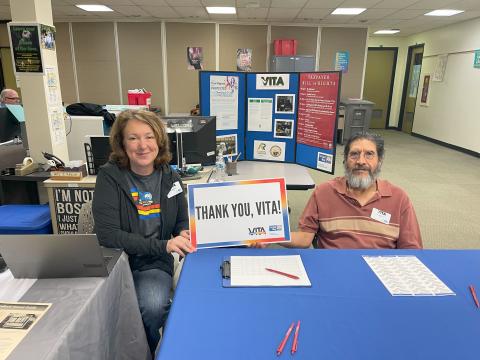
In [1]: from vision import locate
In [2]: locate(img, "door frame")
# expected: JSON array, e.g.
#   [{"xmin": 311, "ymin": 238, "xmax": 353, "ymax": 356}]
[
  {"xmin": 398, "ymin": 43, "xmax": 424, "ymax": 131},
  {"xmin": 367, "ymin": 47, "xmax": 398, "ymax": 129}
]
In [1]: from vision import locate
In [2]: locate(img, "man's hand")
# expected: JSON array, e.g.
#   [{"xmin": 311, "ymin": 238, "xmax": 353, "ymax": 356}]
[{"xmin": 167, "ymin": 231, "xmax": 194, "ymax": 257}]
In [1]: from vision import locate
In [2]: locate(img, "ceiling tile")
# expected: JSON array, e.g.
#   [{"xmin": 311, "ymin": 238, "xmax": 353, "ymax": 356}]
[
  {"xmin": 165, "ymin": 0, "xmax": 201, "ymax": 5},
  {"xmin": 237, "ymin": 7, "xmax": 268, "ymax": 19},
  {"xmin": 450, "ymin": 0, "xmax": 480, "ymax": 10},
  {"xmin": 95, "ymin": 0, "xmax": 135, "ymax": 4},
  {"xmin": 373, "ymin": 0, "xmax": 419, "ymax": 9},
  {"xmin": 202, "ymin": 0, "xmax": 235, "ymax": 6},
  {"xmin": 52, "ymin": 5, "xmax": 91, "ymax": 16},
  {"xmin": 340, "ymin": 0, "xmax": 382, "ymax": 7},
  {"xmin": 320, "ymin": 15, "xmax": 358, "ymax": 24},
  {"xmin": 407, "ymin": 0, "xmax": 457, "ymax": 10},
  {"xmin": 271, "ymin": 0, "xmax": 308, "ymax": 8},
  {"xmin": 304, "ymin": 0, "xmax": 343, "ymax": 8},
  {"xmin": 267, "ymin": 8, "xmax": 301, "ymax": 19},
  {"xmin": 109, "ymin": 5, "xmax": 150, "ymax": 16},
  {"xmin": 141, "ymin": 6, "xmax": 180, "ymax": 18},
  {"xmin": 236, "ymin": 0, "xmax": 271, "ymax": 7},
  {"xmin": 131, "ymin": 0, "xmax": 169, "ymax": 5},
  {"xmin": 173, "ymin": 6, "xmax": 209, "ymax": 17},
  {"xmin": 297, "ymin": 8, "xmax": 332, "ymax": 19},
  {"xmin": 384, "ymin": 9, "xmax": 428, "ymax": 19}
]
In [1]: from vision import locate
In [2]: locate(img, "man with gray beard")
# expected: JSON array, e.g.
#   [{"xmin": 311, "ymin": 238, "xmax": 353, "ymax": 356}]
[{"xmin": 288, "ymin": 132, "xmax": 422, "ymax": 249}]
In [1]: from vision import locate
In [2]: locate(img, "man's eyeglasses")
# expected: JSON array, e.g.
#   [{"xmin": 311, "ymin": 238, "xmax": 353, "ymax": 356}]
[
  {"xmin": 5, "ymin": 97, "xmax": 20, "ymax": 101},
  {"xmin": 348, "ymin": 151, "xmax": 377, "ymax": 160}
]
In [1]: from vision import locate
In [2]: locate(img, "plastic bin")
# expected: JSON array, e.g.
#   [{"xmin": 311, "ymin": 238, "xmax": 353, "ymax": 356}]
[
  {"xmin": 127, "ymin": 91, "xmax": 152, "ymax": 107},
  {"xmin": 0, "ymin": 205, "xmax": 52, "ymax": 234},
  {"xmin": 274, "ymin": 39, "xmax": 297, "ymax": 56}
]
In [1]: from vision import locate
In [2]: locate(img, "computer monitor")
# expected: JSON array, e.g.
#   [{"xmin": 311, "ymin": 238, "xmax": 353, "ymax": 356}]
[
  {"xmin": 0, "ymin": 107, "xmax": 21, "ymax": 143},
  {"xmin": 84, "ymin": 135, "xmax": 111, "ymax": 175},
  {"xmin": 161, "ymin": 116, "xmax": 216, "ymax": 166}
]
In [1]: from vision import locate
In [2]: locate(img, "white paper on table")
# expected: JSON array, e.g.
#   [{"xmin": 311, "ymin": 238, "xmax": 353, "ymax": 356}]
[
  {"xmin": 363, "ymin": 255, "xmax": 455, "ymax": 296},
  {"xmin": 230, "ymin": 255, "xmax": 311, "ymax": 287}
]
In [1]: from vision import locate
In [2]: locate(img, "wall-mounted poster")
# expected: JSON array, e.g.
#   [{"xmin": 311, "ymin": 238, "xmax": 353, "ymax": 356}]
[
  {"xmin": 274, "ymin": 119, "xmax": 294, "ymax": 139},
  {"xmin": 275, "ymin": 94, "xmax": 295, "ymax": 114},
  {"xmin": 474, "ymin": 50, "xmax": 480, "ymax": 69},
  {"xmin": 334, "ymin": 51, "xmax": 349, "ymax": 73},
  {"xmin": 433, "ymin": 54, "xmax": 448, "ymax": 82},
  {"xmin": 40, "ymin": 24, "xmax": 55, "ymax": 50},
  {"xmin": 236, "ymin": 48, "xmax": 252, "ymax": 71},
  {"xmin": 210, "ymin": 75, "xmax": 239, "ymax": 130},
  {"xmin": 187, "ymin": 47, "xmax": 204, "ymax": 70},
  {"xmin": 296, "ymin": 72, "xmax": 340, "ymax": 150},
  {"xmin": 420, "ymin": 74, "xmax": 431, "ymax": 106},
  {"xmin": 7, "ymin": 23, "xmax": 43, "ymax": 74}
]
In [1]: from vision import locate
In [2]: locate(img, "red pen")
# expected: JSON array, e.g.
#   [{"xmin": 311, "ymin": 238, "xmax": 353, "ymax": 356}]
[
  {"xmin": 291, "ymin": 320, "xmax": 301, "ymax": 354},
  {"xmin": 469, "ymin": 285, "xmax": 480, "ymax": 308},
  {"xmin": 266, "ymin": 268, "xmax": 300, "ymax": 280},
  {"xmin": 276, "ymin": 322, "xmax": 295, "ymax": 356}
]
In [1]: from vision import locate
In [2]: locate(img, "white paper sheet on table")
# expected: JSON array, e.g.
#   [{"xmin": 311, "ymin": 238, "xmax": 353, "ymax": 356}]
[
  {"xmin": 363, "ymin": 255, "xmax": 455, "ymax": 296},
  {"xmin": 230, "ymin": 255, "xmax": 311, "ymax": 287}
]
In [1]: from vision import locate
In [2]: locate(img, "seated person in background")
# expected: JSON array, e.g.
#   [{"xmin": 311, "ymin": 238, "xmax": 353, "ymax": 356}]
[
  {"xmin": 92, "ymin": 110, "xmax": 194, "ymax": 354},
  {"xmin": 0, "ymin": 89, "xmax": 20, "ymax": 106},
  {"xmin": 289, "ymin": 132, "xmax": 422, "ymax": 249}
]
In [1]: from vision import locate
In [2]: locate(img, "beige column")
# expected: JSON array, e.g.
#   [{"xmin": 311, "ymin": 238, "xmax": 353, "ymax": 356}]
[{"xmin": 9, "ymin": 0, "xmax": 69, "ymax": 163}]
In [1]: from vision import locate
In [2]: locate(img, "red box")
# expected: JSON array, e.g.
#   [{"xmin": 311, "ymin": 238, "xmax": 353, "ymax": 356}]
[
  {"xmin": 274, "ymin": 39, "xmax": 297, "ymax": 56},
  {"xmin": 127, "ymin": 91, "xmax": 152, "ymax": 107}
]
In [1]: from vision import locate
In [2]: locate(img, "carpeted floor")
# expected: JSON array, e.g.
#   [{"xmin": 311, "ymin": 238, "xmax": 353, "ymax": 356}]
[{"xmin": 286, "ymin": 130, "xmax": 480, "ymax": 249}]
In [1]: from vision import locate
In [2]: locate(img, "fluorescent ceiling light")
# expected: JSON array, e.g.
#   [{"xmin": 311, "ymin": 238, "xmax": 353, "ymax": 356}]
[
  {"xmin": 424, "ymin": 9, "xmax": 464, "ymax": 16},
  {"xmin": 332, "ymin": 8, "xmax": 366, "ymax": 15},
  {"xmin": 76, "ymin": 4, "xmax": 114, "ymax": 12},
  {"xmin": 206, "ymin": 7, "xmax": 236, "ymax": 14},
  {"xmin": 374, "ymin": 29, "xmax": 400, "ymax": 35}
]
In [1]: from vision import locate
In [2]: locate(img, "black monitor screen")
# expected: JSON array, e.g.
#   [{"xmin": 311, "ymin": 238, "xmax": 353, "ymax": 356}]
[
  {"xmin": 0, "ymin": 108, "xmax": 21, "ymax": 143},
  {"xmin": 162, "ymin": 116, "xmax": 216, "ymax": 166}
]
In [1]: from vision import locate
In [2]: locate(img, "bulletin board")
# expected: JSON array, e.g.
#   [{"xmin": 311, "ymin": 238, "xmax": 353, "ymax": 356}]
[{"xmin": 199, "ymin": 70, "xmax": 341, "ymax": 174}]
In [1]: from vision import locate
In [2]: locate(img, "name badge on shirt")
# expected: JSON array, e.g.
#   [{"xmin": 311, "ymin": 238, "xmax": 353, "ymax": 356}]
[
  {"xmin": 167, "ymin": 181, "xmax": 183, "ymax": 198},
  {"xmin": 371, "ymin": 208, "xmax": 391, "ymax": 224}
]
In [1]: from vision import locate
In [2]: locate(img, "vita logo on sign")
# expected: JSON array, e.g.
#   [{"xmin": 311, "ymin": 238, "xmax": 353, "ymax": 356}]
[{"xmin": 256, "ymin": 74, "xmax": 290, "ymax": 90}]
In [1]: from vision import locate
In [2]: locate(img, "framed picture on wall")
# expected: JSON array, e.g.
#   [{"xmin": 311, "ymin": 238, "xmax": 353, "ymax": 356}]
[{"xmin": 420, "ymin": 74, "xmax": 431, "ymax": 106}]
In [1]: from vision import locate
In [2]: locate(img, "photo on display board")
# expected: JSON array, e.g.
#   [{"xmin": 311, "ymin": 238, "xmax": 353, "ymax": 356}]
[
  {"xmin": 274, "ymin": 119, "xmax": 294, "ymax": 139},
  {"xmin": 40, "ymin": 24, "xmax": 55, "ymax": 50},
  {"xmin": 187, "ymin": 47, "xmax": 204, "ymax": 70},
  {"xmin": 216, "ymin": 134, "xmax": 238, "ymax": 156},
  {"xmin": 275, "ymin": 94, "xmax": 295, "ymax": 114},
  {"xmin": 420, "ymin": 74, "xmax": 431, "ymax": 106}
]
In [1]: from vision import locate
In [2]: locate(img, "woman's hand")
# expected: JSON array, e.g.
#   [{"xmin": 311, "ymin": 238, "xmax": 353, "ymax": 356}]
[{"xmin": 167, "ymin": 232, "xmax": 194, "ymax": 257}]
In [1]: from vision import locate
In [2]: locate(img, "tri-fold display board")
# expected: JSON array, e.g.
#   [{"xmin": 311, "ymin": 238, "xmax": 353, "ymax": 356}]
[{"xmin": 199, "ymin": 70, "xmax": 341, "ymax": 174}]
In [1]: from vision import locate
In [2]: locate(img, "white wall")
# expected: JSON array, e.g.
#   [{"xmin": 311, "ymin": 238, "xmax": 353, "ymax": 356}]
[
  {"xmin": 407, "ymin": 18, "xmax": 480, "ymax": 153},
  {"xmin": 369, "ymin": 17, "xmax": 480, "ymax": 154}
]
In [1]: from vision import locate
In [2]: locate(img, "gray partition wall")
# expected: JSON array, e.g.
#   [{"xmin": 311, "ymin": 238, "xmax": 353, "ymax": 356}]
[{"xmin": 319, "ymin": 28, "xmax": 368, "ymax": 99}]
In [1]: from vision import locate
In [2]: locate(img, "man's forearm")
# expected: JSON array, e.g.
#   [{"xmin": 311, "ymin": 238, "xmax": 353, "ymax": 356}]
[{"xmin": 282, "ymin": 231, "xmax": 315, "ymax": 248}]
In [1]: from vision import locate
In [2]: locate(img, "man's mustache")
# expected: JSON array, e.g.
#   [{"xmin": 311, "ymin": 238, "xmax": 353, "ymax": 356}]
[{"xmin": 352, "ymin": 166, "xmax": 370, "ymax": 171}]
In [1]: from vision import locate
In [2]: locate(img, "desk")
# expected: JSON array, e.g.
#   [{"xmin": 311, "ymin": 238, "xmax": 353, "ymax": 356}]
[
  {"xmin": 0, "ymin": 171, "xmax": 50, "ymax": 205},
  {"xmin": 2, "ymin": 253, "xmax": 151, "ymax": 360},
  {"xmin": 187, "ymin": 161, "xmax": 315, "ymax": 190},
  {"xmin": 158, "ymin": 248, "xmax": 480, "ymax": 360}
]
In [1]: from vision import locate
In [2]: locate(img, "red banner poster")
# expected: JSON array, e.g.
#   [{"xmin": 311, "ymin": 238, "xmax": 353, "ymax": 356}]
[{"xmin": 296, "ymin": 72, "xmax": 340, "ymax": 149}]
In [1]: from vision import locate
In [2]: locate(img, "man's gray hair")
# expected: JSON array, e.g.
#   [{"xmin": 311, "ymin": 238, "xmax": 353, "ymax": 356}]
[{"xmin": 343, "ymin": 132, "xmax": 385, "ymax": 162}]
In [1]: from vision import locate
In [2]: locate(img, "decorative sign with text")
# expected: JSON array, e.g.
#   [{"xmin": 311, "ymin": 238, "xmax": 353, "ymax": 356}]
[
  {"xmin": 296, "ymin": 72, "xmax": 340, "ymax": 150},
  {"xmin": 53, "ymin": 187, "xmax": 94, "ymax": 234},
  {"xmin": 8, "ymin": 23, "xmax": 44, "ymax": 74},
  {"xmin": 187, "ymin": 178, "xmax": 290, "ymax": 249}
]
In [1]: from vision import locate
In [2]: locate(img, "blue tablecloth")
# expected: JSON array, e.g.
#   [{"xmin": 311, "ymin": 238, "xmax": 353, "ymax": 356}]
[{"xmin": 158, "ymin": 248, "xmax": 480, "ymax": 360}]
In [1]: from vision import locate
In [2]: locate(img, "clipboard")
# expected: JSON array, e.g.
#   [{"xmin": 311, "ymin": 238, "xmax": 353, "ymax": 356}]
[{"xmin": 220, "ymin": 255, "xmax": 311, "ymax": 288}]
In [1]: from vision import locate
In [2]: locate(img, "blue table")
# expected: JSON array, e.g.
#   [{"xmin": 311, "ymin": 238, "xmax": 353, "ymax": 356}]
[{"xmin": 158, "ymin": 249, "xmax": 480, "ymax": 360}]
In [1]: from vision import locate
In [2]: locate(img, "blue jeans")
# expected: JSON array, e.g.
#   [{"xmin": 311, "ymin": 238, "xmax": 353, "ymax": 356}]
[{"xmin": 132, "ymin": 268, "xmax": 172, "ymax": 354}]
